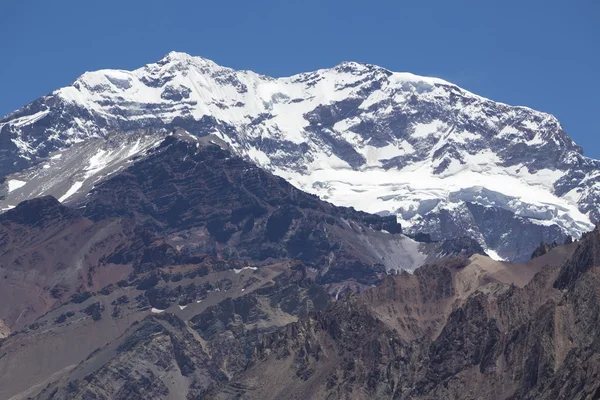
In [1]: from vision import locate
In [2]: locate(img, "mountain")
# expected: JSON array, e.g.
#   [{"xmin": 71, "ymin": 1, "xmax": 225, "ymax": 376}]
[
  {"xmin": 1, "ymin": 52, "xmax": 598, "ymax": 261},
  {"xmin": 2, "ymin": 133, "xmax": 483, "ymax": 399},
  {"xmin": 26, "ymin": 232, "xmax": 598, "ymax": 400},
  {"xmin": 209, "ymin": 233, "xmax": 600, "ymax": 400},
  {"xmin": 0, "ymin": 136, "xmax": 323, "ymax": 331},
  {"xmin": 77, "ymin": 133, "xmax": 418, "ymax": 285},
  {"xmin": 0, "ymin": 134, "xmax": 478, "ymax": 358},
  {"xmin": 3, "ymin": 51, "xmax": 600, "ymax": 400}
]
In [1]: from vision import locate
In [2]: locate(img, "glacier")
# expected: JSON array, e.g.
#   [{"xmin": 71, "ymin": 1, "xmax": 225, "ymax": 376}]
[{"xmin": 1, "ymin": 51, "xmax": 599, "ymax": 261}]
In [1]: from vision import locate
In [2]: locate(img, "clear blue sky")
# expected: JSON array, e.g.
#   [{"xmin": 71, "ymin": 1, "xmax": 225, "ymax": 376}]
[{"xmin": 2, "ymin": 0, "xmax": 599, "ymax": 157}]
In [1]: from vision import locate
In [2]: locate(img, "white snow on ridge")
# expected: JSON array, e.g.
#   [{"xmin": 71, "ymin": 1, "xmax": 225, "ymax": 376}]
[
  {"xmin": 11, "ymin": 138, "xmax": 35, "ymax": 158},
  {"xmin": 284, "ymin": 158, "xmax": 593, "ymax": 237},
  {"xmin": 412, "ymin": 120, "xmax": 445, "ymax": 138},
  {"xmin": 2, "ymin": 51, "xmax": 598, "ymax": 259},
  {"xmin": 44, "ymin": 52, "xmax": 484, "ymax": 153},
  {"xmin": 0, "ymin": 133, "xmax": 164, "ymax": 213},
  {"xmin": 54, "ymin": 136, "xmax": 161, "ymax": 203}
]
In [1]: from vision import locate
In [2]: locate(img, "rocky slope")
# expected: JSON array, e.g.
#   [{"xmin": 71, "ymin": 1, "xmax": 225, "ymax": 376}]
[
  {"xmin": 0, "ymin": 196, "xmax": 136, "ymax": 329},
  {"xmin": 25, "ymin": 234, "xmax": 591, "ymax": 400},
  {"xmin": 0, "ymin": 132, "xmax": 488, "ymax": 399},
  {"xmin": 207, "ymin": 232, "xmax": 600, "ymax": 400},
  {"xmin": 1, "ymin": 52, "xmax": 598, "ymax": 261},
  {"xmin": 0, "ymin": 259, "xmax": 332, "ymax": 399},
  {"xmin": 76, "ymin": 133, "xmax": 430, "ymax": 284},
  {"xmin": 0, "ymin": 157, "xmax": 596, "ymax": 400},
  {"xmin": 1, "ymin": 132, "xmax": 454, "ymax": 334}
]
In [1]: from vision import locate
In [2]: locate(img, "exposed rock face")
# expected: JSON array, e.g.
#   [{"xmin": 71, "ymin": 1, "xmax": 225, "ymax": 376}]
[
  {"xmin": 1, "ymin": 52, "xmax": 597, "ymax": 260},
  {"xmin": 418, "ymin": 202, "xmax": 568, "ymax": 262},
  {"xmin": 531, "ymin": 240, "xmax": 560, "ymax": 259},
  {"xmin": 0, "ymin": 130, "xmax": 496, "ymax": 400},
  {"xmin": 34, "ymin": 313, "xmax": 229, "ymax": 400},
  {"xmin": 77, "ymin": 134, "xmax": 419, "ymax": 284},
  {"xmin": 0, "ymin": 196, "xmax": 77, "ymax": 226},
  {"xmin": 0, "ymin": 132, "xmax": 439, "ymax": 335},
  {"xmin": 0, "ymin": 196, "xmax": 131, "ymax": 329},
  {"xmin": 205, "ymin": 236, "xmax": 600, "ymax": 400},
  {"xmin": 554, "ymin": 224, "xmax": 600, "ymax": 290},
  {"xmin": 0, "ymin": 190, "xmax": 226, "ymax": 332},
  {"xmin": 0, "ymin": 319, "xmax": 10, "ymax": 339},
  {"xmin": 28, "ymin": 263, "xmax": 332, "ymax": 400}
]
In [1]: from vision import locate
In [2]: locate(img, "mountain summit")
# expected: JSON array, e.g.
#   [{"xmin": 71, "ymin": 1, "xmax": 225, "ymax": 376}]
[{"xmin": 1, "ymin": 52, "xmax": 598, "ymax": 260}]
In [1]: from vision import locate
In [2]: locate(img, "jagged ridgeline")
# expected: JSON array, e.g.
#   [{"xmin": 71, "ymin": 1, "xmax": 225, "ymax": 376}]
[{"xmin": 1, "ymin": 52, "xmax": 598, "ymax": 261}]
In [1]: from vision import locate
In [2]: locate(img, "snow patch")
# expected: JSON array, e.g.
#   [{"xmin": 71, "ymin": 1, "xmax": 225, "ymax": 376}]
[
  {"xmin": 10, "ymin": 110, "xmax": 49, "ymax": 128},
  {"xmin": 359, "ymin": 142, "xmax": 414, "ymax": 167},
  {"xmin": 58, "ymin": 181, "xmax": 83, "ymax": 202},
  {"xmin": 7, "ymin": 180, "xmax": 26, "ymax": 192},
  {"xmin": 485, "ymin": 248, "xmax": 505, "ymax": 262},
  {"xmin": 233, "ymin": 266, "xmax": 258, "ymax": 274},
  {"xmin": 523, "ymin": 120, "xmax": 539, "ymax": 130},
  {"xmin": 412, "ymin": 120, "xmax": 444, "ymax": 138}
]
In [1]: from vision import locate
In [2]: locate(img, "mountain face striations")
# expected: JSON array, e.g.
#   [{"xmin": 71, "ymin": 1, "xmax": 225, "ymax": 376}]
[{"xmin": 1, "ymin": 52, "xmax": 598, "ymax": 261}]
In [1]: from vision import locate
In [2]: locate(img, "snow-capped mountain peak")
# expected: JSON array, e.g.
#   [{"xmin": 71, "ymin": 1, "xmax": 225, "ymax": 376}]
[{"xmin": 1, "ymin": 51, "xmax": 599, "ymax": 261}]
